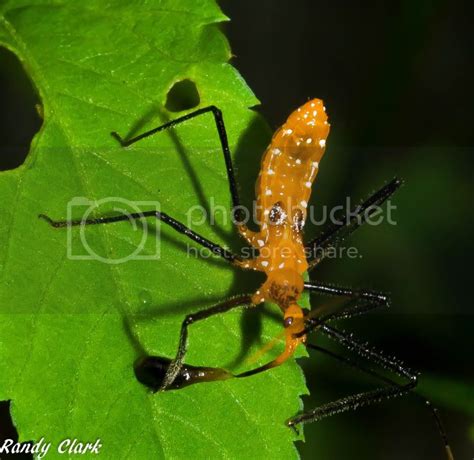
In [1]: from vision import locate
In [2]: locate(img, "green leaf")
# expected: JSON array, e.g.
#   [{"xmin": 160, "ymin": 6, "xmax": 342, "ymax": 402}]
[{"xmin": 0, "ymin": 1, "xmax": 307, "ymax": 458}]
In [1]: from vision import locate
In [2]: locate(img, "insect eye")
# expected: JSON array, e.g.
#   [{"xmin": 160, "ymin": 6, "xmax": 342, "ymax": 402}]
[{"xmin": 269, "ymin": 202, "xmax": 286, "ymax": 225}]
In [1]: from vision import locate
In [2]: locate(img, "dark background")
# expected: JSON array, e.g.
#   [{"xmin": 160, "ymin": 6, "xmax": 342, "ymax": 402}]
[
  {"xmin": 0, "ymin": 1, "xmax": 473, "ymax": 459},
  {"xmin": 223, "ymin": 1, "xmax": 473, "ymax": 459}
]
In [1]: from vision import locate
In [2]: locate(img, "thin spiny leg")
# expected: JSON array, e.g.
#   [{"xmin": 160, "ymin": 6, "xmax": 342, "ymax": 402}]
[
  {"xmin": 160, "ymin": 294, "xmax": 254, "ymax": 390},
  {"xmin": 303, "ymin": 281, "xmax": 389, "ymax": 322},
  {"xmin": 305, "ymin": 178, "xmax": 402, "ymax": 269},
  {"xmin": 304, "ymin": 281, "xmax": 388, "ymax": 305},
  {"xmin": 38, "ymin": 210, "xmax": 241, "ymax": 265},
  {"xmin": 289, "ymin": 381, "xmax": 416, "ymax": 428},
  {"xmin": 112, "ymin": 106, "xmax": 247, "ymax": 225},
  {"xmin": 287, "ymin": 323, "xmax": 417, "ymax": 428},
  {"xmin": 290, "ymin": 341, "xmax": 453, "ymax": 459},
  {"xmin": 306, "ymin": 342, "xmax": 397, "ymax": 385}
]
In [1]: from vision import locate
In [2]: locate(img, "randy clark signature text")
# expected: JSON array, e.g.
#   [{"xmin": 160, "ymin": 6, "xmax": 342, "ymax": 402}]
[{"xmin": 0, "ymin": 437, "xmax": 102, "ymax": 459}]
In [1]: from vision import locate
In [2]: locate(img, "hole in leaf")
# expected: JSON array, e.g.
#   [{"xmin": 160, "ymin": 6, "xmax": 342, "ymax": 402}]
[
  {"xmin": 0, "ymin": 47, "xmax": 42, "ymax": 171},
  {"xmin": 0, "ymin": 400, "xmax": 33, "ymax": 459},
  {"xmin": 165, "ymin": 79, "xmax": 200, "ymax": 112}
]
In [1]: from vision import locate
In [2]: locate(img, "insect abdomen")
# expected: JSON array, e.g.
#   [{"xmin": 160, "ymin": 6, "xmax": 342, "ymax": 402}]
[{"xmin": 256, "ymin": 99, "xmax": 330, "ymax": 228}]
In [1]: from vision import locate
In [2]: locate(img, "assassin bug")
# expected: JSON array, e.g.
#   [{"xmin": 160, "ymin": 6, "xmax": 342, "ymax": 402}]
[{"xmin": 39, "ymin": 99, "xmax": 453, "ymax": 459}]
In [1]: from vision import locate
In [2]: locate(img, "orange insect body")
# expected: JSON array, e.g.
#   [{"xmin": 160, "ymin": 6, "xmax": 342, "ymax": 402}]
[{"xmin": 238, "ymin": 98, "xmax": 330, "ymax": 364}]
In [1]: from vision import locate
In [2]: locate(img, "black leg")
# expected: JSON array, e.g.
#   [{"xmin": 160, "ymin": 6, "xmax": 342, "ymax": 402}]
[
  {"xmin": 288, "ymin": 339, "xmax": 453, "ymax": 459},
  {"xmin": 304, "ymin": 282, "xmax": 388, "ymax": 304},
  {"xmin": 38, "ymin": 210, "xmax": 241, "ymax": 264},
  {"xmin": 289, "ymin": 380, "xmax": 415, "ymax": 428},
  {"xmin": 303, "ymin": 281, "xmax": 389, "ymax": 322},
  {"xmin": 288, "ymin": 323, "xmax": 416, "ymax": 427},
  {"xmin": 305, "ymin": 178, "xmax": 402, "ymax": 269},
  {"xmin": 111, "ymin": 106, "xmax": 245, "ymax": 223},
  {"xmin": 306, "ymin": 342, "xmax": 398, "ymax": 385},
  {"xmin": 159, "ymin": 294, "xmax": 254, "ymax": 390}
]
